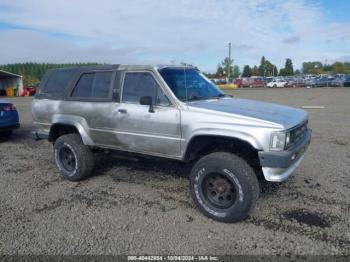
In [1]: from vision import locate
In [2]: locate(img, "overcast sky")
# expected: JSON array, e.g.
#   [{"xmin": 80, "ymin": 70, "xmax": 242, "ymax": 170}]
[{"xmin": 0, "ymin": 0, "xmax": 349, "ymax": 72}]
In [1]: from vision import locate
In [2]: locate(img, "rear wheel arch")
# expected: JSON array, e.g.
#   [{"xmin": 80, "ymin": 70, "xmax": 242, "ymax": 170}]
[
  {"xmin": 49, "ymin": 121, "xmax": 94, "ymax": 145},
  {"xmin": 49, "ymin": 123, "xmax": 79, "ymax": 143}
]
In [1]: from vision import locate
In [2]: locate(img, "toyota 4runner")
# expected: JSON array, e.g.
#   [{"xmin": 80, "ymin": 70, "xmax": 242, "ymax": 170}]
[{"xmin": 32, "ymin": 65, "xmax": 312, "ymax": 222}]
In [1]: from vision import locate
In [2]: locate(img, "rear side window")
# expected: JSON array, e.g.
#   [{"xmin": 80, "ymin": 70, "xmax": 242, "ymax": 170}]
[
  {"xmin": 93, "ymin": 72, "xmax": 112, "ymax": 98},
  {"xmin": 71, "ymin": 71, "xmax": 113, "ymax": 99},
  {"xmin": 43, "ymin": 69, "xmax": 76, "ymax": 94},
  {"xmin": 71, "ymin": 74, "xmax": 94, "ymax": 98}
]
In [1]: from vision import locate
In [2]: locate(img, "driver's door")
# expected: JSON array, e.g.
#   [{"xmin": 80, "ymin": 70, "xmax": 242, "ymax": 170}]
[{"xmin": 114, "ymin": 71, "xmax": 181, "ymax": 158}]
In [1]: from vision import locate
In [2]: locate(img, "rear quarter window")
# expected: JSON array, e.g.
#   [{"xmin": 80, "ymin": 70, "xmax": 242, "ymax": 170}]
[
  {"xmin": 42, "ymin": 69, "xmax": 76, "ymax": 94},
  {"xmin": 70, "ymin": 71, "xmax": 113, "ymax": 100}
]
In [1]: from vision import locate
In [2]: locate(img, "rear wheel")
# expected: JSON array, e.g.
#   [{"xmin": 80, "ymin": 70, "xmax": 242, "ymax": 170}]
[
  {"xmin": 189, "ymin": 152, "xmax": 260, "ymax": 223},
  {"xmin": 53, "ymin": 133, "xmax": 94, "ymax": 181}
]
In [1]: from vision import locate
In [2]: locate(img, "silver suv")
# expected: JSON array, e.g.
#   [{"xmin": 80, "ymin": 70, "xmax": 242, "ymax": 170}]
[{"xmin": 32, "ymin": 65, "xmax": 312, "ymax": 222}]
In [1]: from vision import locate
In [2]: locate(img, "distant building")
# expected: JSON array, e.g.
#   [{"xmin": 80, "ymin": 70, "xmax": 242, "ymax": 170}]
[{"xmin": 0, "ymin": 70, "xmax": 23, "ymax": 96}]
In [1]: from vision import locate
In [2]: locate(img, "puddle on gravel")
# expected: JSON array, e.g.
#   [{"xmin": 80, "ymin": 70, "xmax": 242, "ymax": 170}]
[{"xmin": 284, "ymin": 209, "xmax": 331, "ymax": 228}]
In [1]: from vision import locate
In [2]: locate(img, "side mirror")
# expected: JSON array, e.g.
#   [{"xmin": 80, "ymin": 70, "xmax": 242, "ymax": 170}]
[{"xmin": 139, "ymin": 96, "xmax": 154, "ymax": 113}]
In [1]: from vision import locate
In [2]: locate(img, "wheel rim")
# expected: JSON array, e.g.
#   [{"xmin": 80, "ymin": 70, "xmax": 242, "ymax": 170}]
[
  {"xmin": 202, "ymin": 173, "xmax": 237, "ymax": 209},
  {"xmin": 58, "ymin": 146, "xmax": 76, "ymax": 172}
]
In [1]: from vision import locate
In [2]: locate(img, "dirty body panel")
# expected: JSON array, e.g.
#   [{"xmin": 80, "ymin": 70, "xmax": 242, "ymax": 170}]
[{"xmin": 32, "ymin": 65, "xmax": 311, "ymax": 182}]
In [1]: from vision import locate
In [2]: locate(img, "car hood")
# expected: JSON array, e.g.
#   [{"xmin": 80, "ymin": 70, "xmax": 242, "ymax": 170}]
[
  {"xmin": 187, "ymin": 97, "xmax": 308, "ymax": 129},
  {"xmin": 0, "ymin": 99, "xmax": 9, "ymax": 104}
]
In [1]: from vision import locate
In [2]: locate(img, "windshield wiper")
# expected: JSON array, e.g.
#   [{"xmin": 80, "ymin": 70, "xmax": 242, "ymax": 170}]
[
  {"xmin": 212, "ymin": 94, "xmax": 232, "ymax": 99},
  {"xmin": 186, "ymin": 95, "xmax": 205, "ymax": 101},
  {"xmin": 186, "ymin": 94, "xmax": 232, "ymax": 102}
]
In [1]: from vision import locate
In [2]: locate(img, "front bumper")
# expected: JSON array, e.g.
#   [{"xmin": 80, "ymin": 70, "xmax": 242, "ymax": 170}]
[{"xmin": 258, "ymin": 129, "xmax": 312, "ymax": 182}]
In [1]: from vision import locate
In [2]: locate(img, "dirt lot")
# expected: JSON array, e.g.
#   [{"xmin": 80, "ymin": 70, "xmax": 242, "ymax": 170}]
[{"xmin": 0, "ymin": 88, "xmax": 349, "ymax": 256}]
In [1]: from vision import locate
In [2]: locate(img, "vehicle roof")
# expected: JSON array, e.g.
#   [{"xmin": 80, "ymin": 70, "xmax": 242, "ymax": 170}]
[
  {"xmin": 46, "ymin": 64, "xmax": 196, "ymax": 72},
  {"xmin": 48, "ymin": 65, "xmax": 120, "ymax": 72}
]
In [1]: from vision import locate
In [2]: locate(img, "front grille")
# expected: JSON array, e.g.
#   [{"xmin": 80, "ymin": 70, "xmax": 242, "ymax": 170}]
[{"xmin": 289, "ymin": 121, "xmax": 308, "ymax": 147}]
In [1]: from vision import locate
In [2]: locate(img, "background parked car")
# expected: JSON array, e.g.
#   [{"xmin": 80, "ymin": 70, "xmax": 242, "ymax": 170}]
[
  {"xmin": 21, "ymin": 86, "xmax": 37, "ymax": 96},
  {"xmin": 331, "ymin": 76, "xmax": 346, "ymax": 87},
  {"xmin": 233, "ymin": 78, "xmax": 242, "ymax": 88},
  {"xmin": 314, "ymin": 76, "xmax": 334, "ymax": 87},
  {"xmin": 305, "ymin": 77, "xmax": 317, "ymax": 88},
  {"xmin": 285, "ymin": 77, "xmax": 305, "ymax": 88},
  {"xmin": 266, "ymin": 79, "xmax": 287, "ymax": 88},
  {"xmin": 242, "ymin": 77, "xmax": 265, "ymax": 88},
  {"xmin": 265, "ymin": 77, "xmax": 274, "ymax": 84},
  {"xmin": 343, "ymin": 76, "xmax": 350, "ymax": 87},
  {"xmin": 0, "ymin": 99, "xmax": 19, "ymax": 137}
]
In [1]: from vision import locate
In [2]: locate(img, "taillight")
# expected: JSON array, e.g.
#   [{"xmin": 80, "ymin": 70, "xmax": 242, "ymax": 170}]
[{"xmin": 2, "ymin": 104, "xmax": 16, "ymax": 111}]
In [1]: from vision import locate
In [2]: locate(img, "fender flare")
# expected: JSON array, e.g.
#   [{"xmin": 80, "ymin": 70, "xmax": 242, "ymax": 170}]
[{"xmin": 50, "ymin": 115, "xmax": 95, "ymax": 146}]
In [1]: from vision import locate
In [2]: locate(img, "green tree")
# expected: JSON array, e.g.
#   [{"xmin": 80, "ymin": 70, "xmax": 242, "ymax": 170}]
[
  {"xmin": 242, "ymin": 65, "xmax": 252, "ymax": 77},
  {"xmin": 302, "ymin": 61, "xmax": 323, "ymax": 74},
  {"xmin": 0, "ymin": 62, "xmax": 99, "ymax": 86},
  {"xmin": 258, "ymin": 56, "xmax": 266, "ymax": 76},
  {"xmin": 258, "ymin": 56, "xmax": 278, "ymax": 76},
  {"xmin": 233, "ymin": 65, "xmax": 240, "ymax": 78},
  {"xmin": 220, "ymin": 57, "xmax": 234, "ymax": 79},
  {"xmin": 323, "ymin": 64, "xmax": 332, "ymax": 73},
  {"xmin": 252, "ymin": 65, "xmax": 259, "ymax": 76},
  {"xmin": 216, "ymin": 64, "xmax": 224, "ymax": 77},
  {"xmin": 273, "ymin": 65, "xmax": 278, "ymax": 76},
  {"xmin": 332, "ymin": 62, "xmax": 345, "ymax": 74},
  {"xmin": 281, "ymin": 58, "xmax": 294, "ymax": 76}
]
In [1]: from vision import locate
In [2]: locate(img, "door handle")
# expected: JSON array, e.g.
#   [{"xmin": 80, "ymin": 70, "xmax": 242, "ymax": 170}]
[{"xmin": 118, "ymin": 109, "xmax": 127, "ymax": 114}]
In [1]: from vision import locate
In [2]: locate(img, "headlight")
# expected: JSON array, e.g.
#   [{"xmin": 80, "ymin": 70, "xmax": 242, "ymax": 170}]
[{"xmin": 270, "ymin": 131, "xmax": 286, "ymax": 151}]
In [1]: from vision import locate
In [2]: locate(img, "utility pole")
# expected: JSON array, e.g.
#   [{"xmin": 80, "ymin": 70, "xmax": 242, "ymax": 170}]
[{"xmin": 228, "ymin": 42, "xmax": 231, "ymax": 81}]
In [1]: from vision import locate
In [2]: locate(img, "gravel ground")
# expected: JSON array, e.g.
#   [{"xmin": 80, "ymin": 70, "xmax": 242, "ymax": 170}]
[{"xmin": 0, "ymin": 88, "xmax": 349, "ymax": 256}]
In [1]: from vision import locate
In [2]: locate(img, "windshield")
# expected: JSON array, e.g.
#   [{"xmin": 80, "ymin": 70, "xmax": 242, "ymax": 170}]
[{"xmin": 158, "ymin": 68, "xmax": 224, "ymax": 101}]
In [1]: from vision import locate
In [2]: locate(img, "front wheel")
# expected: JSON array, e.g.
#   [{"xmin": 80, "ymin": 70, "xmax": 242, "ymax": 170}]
[
  {"xmin": 189, "ymin": 152, "xmax": 260, "ymax": 223},
  {"xmin": 53, "ymin": 133, "xmax": 94, "ymax": 181}
]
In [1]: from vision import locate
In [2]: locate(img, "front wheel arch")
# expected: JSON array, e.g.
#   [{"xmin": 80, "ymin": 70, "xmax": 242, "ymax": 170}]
[{"xmin": 183, "ymin": 135, "xmax": 260, "ymax": 163}]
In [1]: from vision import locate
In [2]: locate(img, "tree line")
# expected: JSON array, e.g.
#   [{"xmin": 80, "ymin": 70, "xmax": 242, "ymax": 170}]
[
  {"xmin": 302, "ymin": 61, "xmax": 350, "ymax": 75},
  {"xmin": 0, "ymin": 62, "xmax": 98, "ymax": 86},
  {"xmin": 206, "ymin": 56, "xmax": 350, "ymax": 79},
  {"xmin": 1, "ymin": 60, "xmax": 349, "ymax": 86}
]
